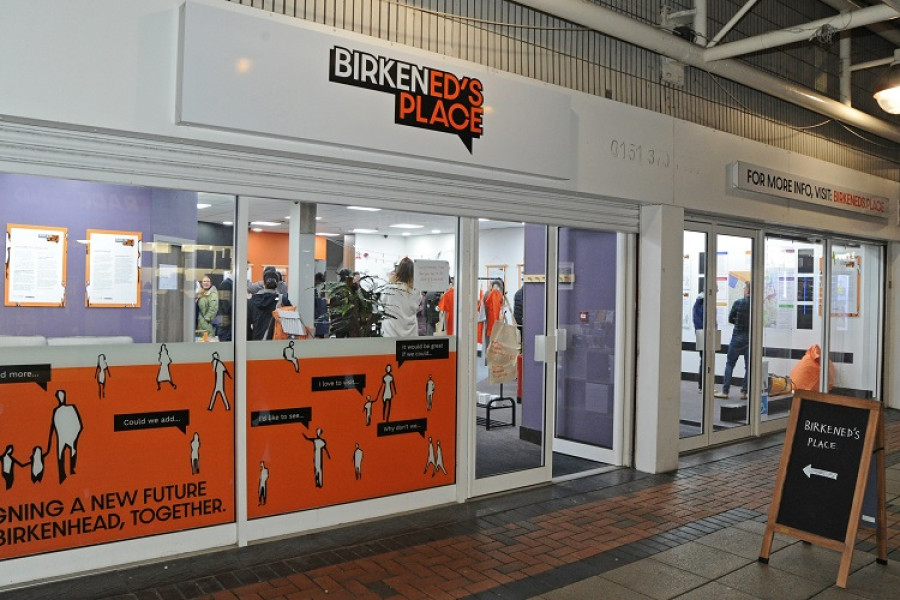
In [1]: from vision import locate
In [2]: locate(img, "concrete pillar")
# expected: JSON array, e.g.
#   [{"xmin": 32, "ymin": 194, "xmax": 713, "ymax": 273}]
[
  {"xmin": 288, "ymin": 202, "xmax": 317, "ymax": 331},
  {"xmin": 635, "ymin": 204, "xmax": 683, "ymax": 473}
]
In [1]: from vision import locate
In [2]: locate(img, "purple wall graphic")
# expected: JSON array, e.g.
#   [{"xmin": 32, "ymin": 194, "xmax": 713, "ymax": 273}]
[{"xmin": 0, "ymin": 173, "xmax": 198, "ymax": 342}]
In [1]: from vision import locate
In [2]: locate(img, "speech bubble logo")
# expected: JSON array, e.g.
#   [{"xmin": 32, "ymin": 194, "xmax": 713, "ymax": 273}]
[
  {"xmin": 251, "ymin": 407, "xmax": 312, "ymax": 428},
  {"xmin": 377, "ymin": 418, "xmax": 428, "ymax": 438},
  {"xmin": 0, "ymin": 364, "xmax": 51, "ymax": 390},
  {"xmin": 396, "ymin": 339, "xmax": 450, "ymax": 367},
  {"xmin": 113, "ymin": 410, "xmax": 190, "ymax": 434},
  {"xmin": 311, "ymin": 375, "xmax": 366, "ymax": 395}
]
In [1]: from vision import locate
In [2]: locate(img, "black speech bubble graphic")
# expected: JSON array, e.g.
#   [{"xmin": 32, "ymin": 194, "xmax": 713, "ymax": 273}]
[
  {"xmin": 311, "ymin": 374, "xmax": 366, "ymax": 395},
  {"xmin": 396, "ymin": 339, "xmax": 449, "ymax": 367},
  {"xmin": 251, "ymin": 407, "xmax": 312, "ymax": 428},
  {"xmin": 0, "ymin": 364, "xmax": 51, "ymax": 390},
  {"xmin": 377, "ymin": 418, "xmax": 428, "ymax": 438},
  {"xmin": 113, "ymin": 410, "xmax": 190, "ymax": 434}
]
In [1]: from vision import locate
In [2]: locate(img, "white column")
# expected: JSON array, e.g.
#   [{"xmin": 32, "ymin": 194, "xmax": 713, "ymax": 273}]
[
  {"xmin": 635, "ymin": 204, "xmax": 683, "ymax": 473},
  {"xmin": 885, "ymin": 241, "xmax": 900, "ymax": 410},
  {"xmin": 288, "ymin": 202, "xmax": 317, "ymax": 328}
]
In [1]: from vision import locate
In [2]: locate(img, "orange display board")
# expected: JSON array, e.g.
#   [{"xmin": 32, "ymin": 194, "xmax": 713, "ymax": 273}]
[
  {"xmin": 0, "ymin": 349, "xmax": 235, "ymax": 559},
  {"xmin": 247, "ymin": 341, "xmax": 456, "ymax": 518}
]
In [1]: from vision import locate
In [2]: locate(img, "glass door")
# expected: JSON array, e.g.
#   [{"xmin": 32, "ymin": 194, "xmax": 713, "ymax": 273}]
[
  {"xmin": 827, "ymin": 241, "xmax": 884, "ymax": 400},
  {"xmin": 471, "ymin": 221, "xmax": 551, "ymax": 494},
  {"xmin": 681, "ymin": 226, "xmax": 756, "ymax": 451},
  {"xmin": 759, "ymin": 236, "xmax": 825, "ymax": 427},
  {"xmin": 552, "ymin": 228, "xmax": 626, "ymax": 468},
  {"xmin": 471, "ymin": 223, "xmax": 631, "ymax": 495}
]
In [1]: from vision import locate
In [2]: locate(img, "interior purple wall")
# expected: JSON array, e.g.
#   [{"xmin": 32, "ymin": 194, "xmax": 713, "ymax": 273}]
[
  {"xmin": 521, "ymin": 225, "xmax": 546, "ymax": 434},
  {"xmin": 0, "ymin": 173, "xmax": 197, "ymax": 342},
  {"xmin": 520, "ymin": 227, "xmax": 619, "ymax": 448},
  {"xmin": 556, "ymin": 229, "xmax": 618, "ymax": 447}
]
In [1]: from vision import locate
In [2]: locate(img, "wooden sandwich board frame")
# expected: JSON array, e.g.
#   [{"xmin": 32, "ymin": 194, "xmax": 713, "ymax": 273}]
[{"xmin": 759, "ymin": 390, "xmax": 886, "ymax": 588}]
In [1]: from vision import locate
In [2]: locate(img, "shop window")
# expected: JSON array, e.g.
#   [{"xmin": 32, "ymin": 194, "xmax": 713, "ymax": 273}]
[{"xmin": 0, "ymin": 173, "xmax": 236, "ymax": 561}]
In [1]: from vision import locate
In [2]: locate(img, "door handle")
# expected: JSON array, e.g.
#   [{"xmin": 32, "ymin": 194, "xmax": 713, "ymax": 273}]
[
  {"xmin": 533, "ymin": 335, "xmax": 557, "ymax": 363},
  {"xmin": 556, "ymin": 328, "xmax": 567, "ymax": 352}
]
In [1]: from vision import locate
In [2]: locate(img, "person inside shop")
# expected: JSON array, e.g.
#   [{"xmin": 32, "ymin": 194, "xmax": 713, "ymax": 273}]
[
  {"xmin": 195, "ymin": 274, "xmax": 219, "ymax": 341},
  {"xmin": 424, "ymin": 289, "xmax": 443, "ymax": 336},
  {"xmin": 215, "ymin": 270, "xmax": 233, "ymax": 341},
  {"xmin": 247, "ymin": 272, "xmax": 292, "ymax": 340},
  {"xmin": 313, "ymin": 271, "xmax": 330, "ymax": 338},
  {"xmin": 329, "ymin": 268, "xmax": 356, "ymax": 338},
  {"xmin": 692, "ymin": 292, "xmax": 704, "ymax": 391},
  {"xmin": 513, "ymin": 285, "xmax": 524, "ymax": 338},
  {"xmin": 248, "ymin": 265, "xmax": 288, "ymax": 295},
  {"xmin": 416, "ymin": 291, "xmax": 428, "ymax": 336},
  {"xmin": 715, "ymin": 282, "xmax": 751, "ymax": 400},
  {"xmin": 381, "ymin": 257, "xmax": 419, "ymax": 337}
]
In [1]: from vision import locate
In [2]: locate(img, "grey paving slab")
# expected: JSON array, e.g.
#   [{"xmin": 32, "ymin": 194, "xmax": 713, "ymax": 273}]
[
  {"xmin": 885, "ymin": 479, "xmax": 900, "ymax": 497},
  {"xmin": 809, "ymin": 587, "xmax": 872, "ymax": 600},
  {"xmin": 694, "ymin": 525, "xmax": 794, "ymax": 561},
  {"xmin": 600, "ymin": 558, "xmax": 708, "ymax": 600},
  {"xmin": 533, "ymin": 576, "xmax": 654, "ymax": 599},
  {"xmin": 717, "ymin": 563, "xmax": 832, "ymax": 600},
  {"xmin": 841, "ymin": 560, "xmax": 900, "ymax": 599},
  {"xmin": 651, "ymin": 541, "xmax": 754, "ymax": 579},
  {"xmin": 671, "ymin": 580, "xmax": 761, "ymax": 600},
  {"xmin": 766, "ymin": 542, "xmax": 876, "ymax": 585}
]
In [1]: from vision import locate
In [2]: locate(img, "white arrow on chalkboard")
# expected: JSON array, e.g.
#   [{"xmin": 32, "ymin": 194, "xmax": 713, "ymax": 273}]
[{"xmin": 803, "ymin": 464, "xmax": 838, "ymax": 480}]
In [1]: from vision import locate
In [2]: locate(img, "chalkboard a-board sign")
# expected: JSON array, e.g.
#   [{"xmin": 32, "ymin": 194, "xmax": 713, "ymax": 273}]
[{"xmin": 759, "ymin": 390, "xmax": 885, "ymax": 588}]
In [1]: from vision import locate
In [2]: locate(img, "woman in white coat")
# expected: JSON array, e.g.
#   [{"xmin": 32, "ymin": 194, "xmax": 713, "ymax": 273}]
[{"xmin": 380, "ymin": 257, "xmax": 419, "ymax": 337}]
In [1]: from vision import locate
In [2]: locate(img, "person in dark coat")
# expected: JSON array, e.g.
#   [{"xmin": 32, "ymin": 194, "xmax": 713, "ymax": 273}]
[{"xmin": 247, "ymin": 274, "xmax": 291, "ymax": 340}]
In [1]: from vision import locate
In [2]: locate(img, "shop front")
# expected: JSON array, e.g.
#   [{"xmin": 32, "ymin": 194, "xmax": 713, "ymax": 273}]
[{"xmin": 0, "ymin": 0, "xmax": 898, "ymax": 589}]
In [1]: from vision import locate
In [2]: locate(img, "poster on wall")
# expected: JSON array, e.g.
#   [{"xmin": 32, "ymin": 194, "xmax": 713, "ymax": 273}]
[
  {"xmin": 831, "ymin": 256, "xmax": 860, "ymax": 318},
  {"xmin": 246, "ymin": 340, "xmax": 457, "ymax": 518},
  {"xmin": 85, "ymin": 230, "xmax": 142, "ymax": 308},
  {"xmin": 4, "ymin": 224, "xmax": 68, "ymax": 307},
  {"xmin": 0, "ymin": 346, "xmax": 236, "ymax": 560}
]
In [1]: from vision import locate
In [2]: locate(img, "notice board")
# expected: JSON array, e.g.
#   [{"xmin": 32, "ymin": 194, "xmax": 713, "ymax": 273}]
[{"xmin": 759, "ymin": 390, "xmax": 886, "ymax": 588}]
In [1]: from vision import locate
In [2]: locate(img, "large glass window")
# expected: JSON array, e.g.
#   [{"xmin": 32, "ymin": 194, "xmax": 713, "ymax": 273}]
[
  {"xmin": 0, "ymin": 173, "xmax": 236, "ymax": 560},
  {"xmin": 243, "ymin": 199, "xmax": 460, "ymax": 519}
]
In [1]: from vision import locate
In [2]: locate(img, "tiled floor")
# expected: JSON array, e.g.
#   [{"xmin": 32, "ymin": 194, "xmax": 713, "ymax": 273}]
[{"xmin": 5, "ymin": 412, "xmax": 900, "ymax": 600}]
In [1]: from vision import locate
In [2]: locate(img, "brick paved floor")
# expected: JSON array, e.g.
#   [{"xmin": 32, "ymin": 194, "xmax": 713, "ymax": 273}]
[{"xmin": 5, "ymin": 411, "xmax": 900, "ymax": 600}]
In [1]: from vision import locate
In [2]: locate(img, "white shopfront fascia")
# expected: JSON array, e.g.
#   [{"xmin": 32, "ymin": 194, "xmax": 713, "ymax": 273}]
[{"xmin": 0, "ymin": 0, "xmax": 898, "ymax": 586}]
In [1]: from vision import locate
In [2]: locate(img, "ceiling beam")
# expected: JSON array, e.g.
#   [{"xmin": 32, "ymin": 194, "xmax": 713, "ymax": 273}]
[
  {"xmin": 704, "ymin": 4, "xmax": 899, "ymax": 61},
  {"xmin": 512, "ymin": 0, "xmax": 900, "ymax": 143}
]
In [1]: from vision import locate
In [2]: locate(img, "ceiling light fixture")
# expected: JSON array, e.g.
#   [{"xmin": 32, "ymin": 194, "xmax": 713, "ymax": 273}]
[
  {"xmin": 351, "ymin": 228, "xmax": 378, "ymax": 234},
  {"xmin": 389, "ymin": 223, "xmax": 424, "ymax": 229},
  {"xmin": 250, "ymin": 221, "xmax": 281, "ymax": 227},
  {"xmin": 873, "ymin": 49, "xmax": 900, "ymax": 114},
  {"xmin": 347, "ymin": 206, "xmax": 381, "ymax": 212},
  {"xmin": 197, "ymin": 203, "xmax": 211, "ymax": 209}
]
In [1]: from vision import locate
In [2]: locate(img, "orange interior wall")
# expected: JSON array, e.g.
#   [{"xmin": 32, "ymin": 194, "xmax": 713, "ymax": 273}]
[
  {"xmin": 247, "ymin": 232, "xmax": 328, "ymax": 281},
  {"xmin": 247, "ymin": 231, "xmax": 289, "ymax": 282}
]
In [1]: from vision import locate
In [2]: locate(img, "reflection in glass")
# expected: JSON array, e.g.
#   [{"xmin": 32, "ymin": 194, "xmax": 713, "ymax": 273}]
[
  {"xmin": 828, "ymin": 242, "xmax": 882, "ymax": 400},
  {"xmin": 680, "ymin": 231, "xmax": 707, "ymax": 439},
  {"xmin": 761, "ymin": 237, "xmax": 823, "ymax": 422}
]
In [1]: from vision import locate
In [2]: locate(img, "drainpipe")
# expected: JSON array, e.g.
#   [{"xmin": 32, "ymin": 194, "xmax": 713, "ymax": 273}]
[
  {"xmin": 840, "ymin": 30, "xmax": 852, "ymax": 106},
  {"xmin": 693, "ymin": 0, "xmax": 707, "ymax": 47},
  {"xmin": 513, "ymin": 0, "xmax": 900, "ymax": 143}
]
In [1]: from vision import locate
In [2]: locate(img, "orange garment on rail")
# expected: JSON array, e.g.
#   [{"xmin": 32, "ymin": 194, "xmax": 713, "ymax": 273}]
[
  {"xmin": 483, "ymin": 287, "xmax": 504, "ymax": 337},
  {"xmin": 437, "ymin": 285, "xmax": 455, "ymax": 336}
]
